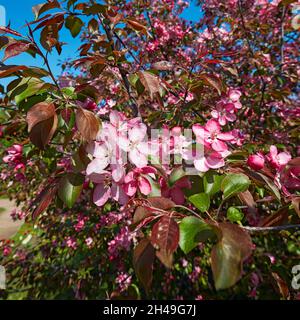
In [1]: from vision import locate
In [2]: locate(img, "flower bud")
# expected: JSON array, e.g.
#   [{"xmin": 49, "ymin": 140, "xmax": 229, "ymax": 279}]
[{"xmin": 247, "ymin": 154, "xmax": 265, "ymax": 170}]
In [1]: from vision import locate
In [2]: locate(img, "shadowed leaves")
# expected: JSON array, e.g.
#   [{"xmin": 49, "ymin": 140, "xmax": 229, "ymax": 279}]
[
  {"xmin": 133, "ymin": 238, "xmax": 155, "ymax": 292},
  {"xmin": 26, "ymin": 102, "xmax": 57, "ymax": 149},
  {"xmin": 75, "ymin": 107, "xmax": 101, "ymax": 141},
  {"xmin": 151, "ymin": 215, "xmax": 179, "ymax": 268},
  {"xmin": 211, "ymin": 222, "xmax": 253, "ymax": 290}
]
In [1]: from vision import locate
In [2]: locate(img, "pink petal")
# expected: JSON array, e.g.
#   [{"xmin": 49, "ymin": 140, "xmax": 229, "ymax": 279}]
[
  {"xmin": 211, "ymin": 139, "xmax": 228, "ymax": 152},
  {"xmin": 111, "ymin": 164, "xmax": 125, "ymax": 182},
  {"xmin": 225, "ymin": 113, "xmax": 236, "ymax": 122},
  {"xmin": 124, "ymin": 181, "xmax": 137, "ymax": 196},
  {"xmin": 88, "ymin": 171, "xmax": 110, "ymax": 183},
  {"xmin": 129, "ymin": 123, "xmax": 147, "ymax": 143},
  {"xmin": 211, "ymin": 110, "xmax": 219, "ymax": 119},
  {"xmin": 124, "ymin": 171, "xmax": 135, "ymax": 184},
  {"xmin": 269, "ymin": 145, "xmax": 278, "ymax": 157},
  {"xmin": 86, "ymin": 158, "xmax": 109, "ymax": 175},
  {"xmin": 194, "ymin": 157, "xmax": 210, "ymax": 172},
  {"xmin": 192, "ymin": 124, "xmax": 205, "ymax": 138},
  {"xmin": 118, "ymin": 136, "xmax": 130, "ymax": 152},
  {"xmin": 277, "ymin": 152, "xmax": 291, "ymax": 166},
  {"xmin": 140, "ymin": 166, "xmax": 157, "ymax": 175},
  {"xmin": 219, "ymin": 115, "xmax": 227, "ymax": 126},
  {"xmin": 111, "ymin": 183, "xmax": 128, "ymax": 205},
  {"xmin": 129, "ymin": 148, "xmax": 148, "ymax": 168},
  {"xmin": 138, "ymin": 176, "xmax": 152, "ymax": 195},
  {"xmin": 217, "ymin": 132, "xmax": 235, "ymax": 141},
  {"xmin": 206, "ymin": 153, "xmax": 225, "ymax": 169},
  {"xmin": 228, "ymin": 89, "xmax": 241, "ymax": 102},
  {"xmin": 93, "ymin": 184, "xmax": 111, "ymax": 207},
  {"xmin": 205, "ymin": 119, "xmax": 220, "ymax": 134}
]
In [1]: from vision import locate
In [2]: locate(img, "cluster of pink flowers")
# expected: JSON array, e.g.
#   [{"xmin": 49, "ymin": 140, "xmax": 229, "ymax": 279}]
[
  {"xmin": 86, "ymin": 110, "xmax": 240, "ymax": 207},
  {"xmin": 65, "ymin": 236, "xmax": 77, "ymax": 250},
  {"xmin": 211, "ymin": 89, "xmax": 242, "ymax": 126},
  {"xmin": 246, "ymin": 145, "xmax": 299, "ymax": 196},
  {"xmin": 74, "ymin": 214, "xmax": 89, "ymax": 232},
  {"xmin": 10, "ymin": 208, "xmax": 26, "ymax": 221},
  {"xmin": 3, "ymin": 144, "xmax": 24, "ymax": 171},
  {"xmin": 115, "ymin": 272, "xmax": 132, "ymax": 292},
  {"xmin": 107, "ymin": 226, "xmax": 133, "ymax": 260},
  {"xmin": 247, "ymin": 145, "xmax": 292, "ymax": 172}
]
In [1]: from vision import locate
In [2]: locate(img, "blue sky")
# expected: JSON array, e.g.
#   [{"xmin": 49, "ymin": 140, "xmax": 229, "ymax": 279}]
[{"xmin": 0, "ymin": 0, "xmax": 202, "ymax": 86}]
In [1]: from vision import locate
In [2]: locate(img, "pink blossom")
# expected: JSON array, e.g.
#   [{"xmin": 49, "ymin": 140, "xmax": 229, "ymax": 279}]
[
  {"xmin": 115, "ymin": 272, "xmax": 132, "ymax": 292},
  {"xmin": 66, "ymin": 237, "xmax": 77, "ymax": 250},
  {"xmin": 3, "ymin": 144, "xmax": 23, "ymax": 164},
  {"xmin": 267, "ymin": 145, "xmax": 291, "ymax": 170},
  {"xmin": 192, "ymin": 120, "xmax": 234, "ymax": 152},
  {"xmin": 119, "ymin": 122, "xmax": 150, "ymax": 168},
  {"xmin": 108, "ymin": 227, "xmax": 133, "ymax": 260},
  {"xmin": 90, "ymin": 171, "xmax": 128, "ymax": 207},
  {"xmin": 124, "ymin": 166, "xmax": 157, "ymax": 197},
  {"xmin": 247, "ymin": 153, "xmax": 265, "ymax": 170},
  {"xmin": 85, "ymin": 237, "xmax": 93, "ymax": 248}
]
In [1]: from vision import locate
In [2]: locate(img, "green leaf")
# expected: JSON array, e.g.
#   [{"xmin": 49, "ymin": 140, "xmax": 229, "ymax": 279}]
[
  {"xmin": 221, "ymin": 173, "xmax": 250, "ymax": 201},
  {"xmin": 179, "ymin": 217, "xmax": 215, "ymax": 254},
  {"xmin": 203, "ymin": 171, "xmax": 224, "ymax": 196},
  {"xmin": 8, "ymin": 77, "xmax": 48, "ymax": 105},
  {"xmin": 227, "ymin": 207, "xmax": 244, "ymax": 222},
  {"xmin": 58, "ymin": 173, "xmax": 84, "ymax": 208},
  {"xmin": 66, "ymin": 16, "xmax": 84, "ymax": 37},
  {"xmin": 145, "ymin": 175, "xmax": 161, "ymax": 197},
  {"xmin": 188, "ymin": 193, "xmax": 210, "ymax": 212},
  {"xmin": 211, "ymin": 223, "xmax": 253, "ymax": 290},
  {"xmin": 169, "ymin": 167, "xmax": 186, "ymax": 186}
]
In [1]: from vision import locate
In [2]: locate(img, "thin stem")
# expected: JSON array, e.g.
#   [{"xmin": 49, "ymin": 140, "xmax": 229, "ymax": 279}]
[
  {"xmin": 242, "ymin": 224, "xmax": 300, "ymax": 233},
  {"xmin": 174, "ymin": 205, "xmax": 204, "ymax": 220}
]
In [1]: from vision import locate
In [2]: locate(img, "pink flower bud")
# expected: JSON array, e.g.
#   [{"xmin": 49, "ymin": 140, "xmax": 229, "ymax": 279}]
[{"xmin": 247, "ymin": 154, "xmax": 265, "ymax": 170}]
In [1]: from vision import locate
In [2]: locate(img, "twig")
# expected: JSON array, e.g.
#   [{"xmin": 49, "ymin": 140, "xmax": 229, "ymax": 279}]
[{"xmin": 242, "ymin": 224, "xmax": 300, "ymax": 233}]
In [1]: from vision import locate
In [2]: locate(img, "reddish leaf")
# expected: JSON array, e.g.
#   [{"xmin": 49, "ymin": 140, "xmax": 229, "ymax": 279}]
[
  {"xmin": 211, "ymin": 222, "xmax": 253, "ymax": 290},
  {"xmin": 151, "ymin": 215, "xmax": 179, "ymax": 268},
  {"xmin": 33, "ymin": 13, "xmax": 65, "ymax": 31},
  {"xmin": 138, "ymin": 71, "xmax": 161, "ymax": 100},
  {"xmin": 198, "ymin": 73, "xmax": 223, "ymax": 95},
  {"xmin": 26, "ymin": 102, "xmax": 56, "ymax": 132},
  {"xmin": 0, "ymin": 26, "xmax": 22, "ymax": 37},
  {"xmin": 133, "ymin": 238, "xmax": 155, "ymax": 292},
  {"xmin": 31, "ymin": 181, "xmax": 59, "ymax": 220},
  {"xmin": 3, "ymin": 42, "xmax": 31, "ymax": 62},
  {"xmin": 259, "ymin": 207, "xmax": 289, "ymax": 227},
  {"xmin": 26, "ymin": 102, "xmax": 58, "ymax": 149},
  {"xmin": 0, "ymin": 65, "xmax": 28, "ymax": 78},
  {"xmin": 40, "ymin": 24, "xmax": 59, "ymax": 51},
  {"xmin": 238, "ymin": 190, "xmax": 257, "ymax": 216},
  {"xmin": 272, "ymin": 272, "xmax": 290, "ymax": 299},
  {"xmin": 32, "ymin": 0, "xmax": 60, "ymax": 20},
  {"xmin": 126, "ymin": 19, "xmax": 147, "ymax": 33},
  {"xmin": 75, "ymin": 107, "xmax": 101, "ymax": 141},
  {"xmin": 133, "ymin": 197, "xmax": 175, "ymax": 225}
]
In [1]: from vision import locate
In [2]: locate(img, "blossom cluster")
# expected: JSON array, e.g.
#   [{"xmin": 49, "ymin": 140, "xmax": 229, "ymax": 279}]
[{"xmin": 85, "ymin": 110, "xmax": 240, "ymax": 207}]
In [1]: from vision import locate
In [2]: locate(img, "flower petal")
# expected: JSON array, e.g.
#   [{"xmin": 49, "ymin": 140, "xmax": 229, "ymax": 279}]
[
  {"xmin": 93, "ymin": 184, "xmax": 111, "ymax": 207},
  {"xmin": 138, "ymin": 176, "xmax": 152, "ymax": 195}
]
